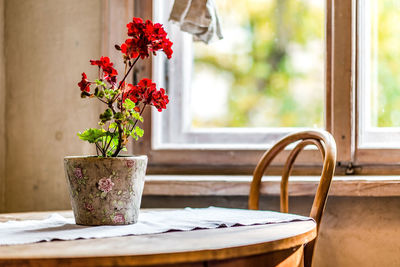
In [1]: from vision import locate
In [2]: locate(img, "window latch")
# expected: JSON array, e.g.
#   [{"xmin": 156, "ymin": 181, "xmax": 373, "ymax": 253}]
[
  {"xmin": 337, "ymin": 162, "xmax": 359, "ymax": 175},
  {"xmin": 345, "ymin": 162, "xmax": 355, "ymax": 175}
]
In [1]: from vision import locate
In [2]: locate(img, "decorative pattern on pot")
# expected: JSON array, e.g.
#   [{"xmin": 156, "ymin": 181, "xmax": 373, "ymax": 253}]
[{"xmin": 64, "ymin": 156, "xmax": 147, "ymax": 226}]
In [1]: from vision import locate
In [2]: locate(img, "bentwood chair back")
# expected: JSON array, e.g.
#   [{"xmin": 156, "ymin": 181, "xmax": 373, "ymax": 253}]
[{"xmin": 248, "ymin": 130, "xmax": 336, "ymax": 267}]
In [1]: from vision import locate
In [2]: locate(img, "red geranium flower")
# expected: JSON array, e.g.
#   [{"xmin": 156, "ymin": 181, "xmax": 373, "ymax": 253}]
[
  {"xmin": 127, "ymin": 17, "xmax": 144, "ymax": 37},
  {"xmin": 120, "ymin": 18, "xmax": 173, "ymax": 60},
  {"xmin": 122, "ymin": 78, "xmax": 169, "ymax": 112},
  {"xmin": 78, "ymin": 72, "xmax": 91, "ymax": 92},
  {"xmin": 122, "ymin": 78, "xmax": 156, "ymax": 105},
  {"xmin": 90, "ymin": 56, "xmax": 118, "ymax": 84},
  {"xmin": 162, "ymin": 39, "xmax": 173, "ymax": 59},
  {"xmin": 121, "ymin": 39, "xmax": 140, "ymax": 59},
  {"xmin": 151, "ymin": 88, "xmax": 169, "ymax": 112},
  {"xmin": 122, "ymin": 83, "xmax": 140, "ymax": 103},
  {"xmin": 137, "ymin": 78, "xmax": 157, "ymax": 104},
  {"xmin": 103, "ymin": 67, "xmax": 118, "ymax": 84}
]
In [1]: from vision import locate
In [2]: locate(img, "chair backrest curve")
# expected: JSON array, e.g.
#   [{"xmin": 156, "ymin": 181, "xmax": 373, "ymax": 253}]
[{"xmin": 248, "ymin": 130, "xmax": 336, "ymax": 267}]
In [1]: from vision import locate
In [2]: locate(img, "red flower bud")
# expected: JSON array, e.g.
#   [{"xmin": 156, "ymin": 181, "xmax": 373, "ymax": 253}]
[
  {"xmin": 90, "ymin": 56, "xmax": 118, "ymax": 84},
  {"xmin": 78, "ymin": 72, "xmax": 91, "ymax": 92}
]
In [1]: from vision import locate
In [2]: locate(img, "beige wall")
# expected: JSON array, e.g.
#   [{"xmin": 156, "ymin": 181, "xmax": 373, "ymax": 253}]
[
  {"xmin": 315, "ymin": 197, "xmax": 400, "ymax": 267},
  {"xmin": 4, "ymin": 0, "xmax": 102, "ymax": 211},
  {"xmin": 0, "ymin": 0, "xmax": 5, "ymax": 212}
]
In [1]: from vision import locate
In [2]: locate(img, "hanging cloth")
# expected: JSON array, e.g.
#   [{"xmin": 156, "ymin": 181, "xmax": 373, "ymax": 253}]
[{"xmin": 169, "ymin": 0, "xmax": 223, "ymax": 44}]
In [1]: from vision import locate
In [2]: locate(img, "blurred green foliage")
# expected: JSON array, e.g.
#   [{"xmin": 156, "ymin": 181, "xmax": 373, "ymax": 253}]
[
  {"xmin": 375, "ymin": 0, "xmax": 400, "ymax": 127},
  {"xmin": 191, "ymin": 0, "xmax": 400, "ymax": 129},
  {"xmin": 192, "ymin": 0, "xmax": 324, "ymax": 128}
]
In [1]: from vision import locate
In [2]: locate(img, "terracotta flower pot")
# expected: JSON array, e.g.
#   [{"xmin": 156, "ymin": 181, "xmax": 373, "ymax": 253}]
[{"xmin": 64, "ymin": 155, "xmax": 147, "ymax": 225}]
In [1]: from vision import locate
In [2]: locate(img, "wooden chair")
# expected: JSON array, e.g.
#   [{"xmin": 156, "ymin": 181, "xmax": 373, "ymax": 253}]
[{"xmin": 248, "ymin": 130, "xmax": 336, "ymax": 267}]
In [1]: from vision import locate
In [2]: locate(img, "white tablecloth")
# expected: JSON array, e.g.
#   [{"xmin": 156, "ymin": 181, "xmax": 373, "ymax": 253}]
[{"xmin": 0, "ymin": 207, "xmax": 313, "ymax": 246}]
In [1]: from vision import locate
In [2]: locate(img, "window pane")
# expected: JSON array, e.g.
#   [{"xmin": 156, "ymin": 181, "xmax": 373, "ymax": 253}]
[
  {"xmin": 358, "ymin": 0, "xmax": 400, "ymax": 148},
  {"xmin": 190, "ymin": 0, "xmax": 325, "ymax": 128},
  {"xmin": 366, "ymin": 0, "xmax": 400, "ymax": 127}
]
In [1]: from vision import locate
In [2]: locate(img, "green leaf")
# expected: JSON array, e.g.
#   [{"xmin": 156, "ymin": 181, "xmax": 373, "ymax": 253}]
[
  {"xmin": 128, "ymin": 126, "xmax": 144, "ymax": 141},
  {"xmin": 106, "ymin": 135, "xmax": 120, "ymax": 157},
  {"xmin": 132, "ymin": 112, "xmax": 144, "ymax": 122},
  {"xmin": 103, "ymin": 88, "xmax": 117, "ymax": 100},
  {"xmin": 97, "ymin": 90, "xmax": 105, "ymax": 98},
  {"xmin": 77, "ymin": 128, "xmax": 107, "ymax": 143},
  {"xmin": 114, "ymin": 112, "xmax": 124, "ymax": 120},
  {"xmin": 99, "ymin": 108, "xmax": 113, "ymax": 123},
  {"xmin": 123, "ymin": 98, "xmax": 136, "ymax": 110},
  {"xmin": 109, "ymin": 90, "xmax": 117, "ymax": 98},
  {"xmin": 135, "ymin": 126, "xmax": 144, "ymax": 137},
  {"xmin": 95, "ymin": 79, "xmax": 106, "ymax": 87},
  {"xmin": 109, "ymin": 122, "xmax": 117, "ymax": 129}
]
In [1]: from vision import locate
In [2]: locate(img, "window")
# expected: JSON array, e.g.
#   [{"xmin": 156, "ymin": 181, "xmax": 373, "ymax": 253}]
[
  {"xmin": 153, "ymin": 0, "xmax": 325, "ymax": 149},
  {"xmin": 132, "ymin": 0, "xmax": 400, "ymax": 175},
  {"xmin": 358, "ymin": 0, "xmax": 400, "ymax": 148},
  {"xmin": 355, "ymin": 0, "xmax": 400, "ymax": 169}
]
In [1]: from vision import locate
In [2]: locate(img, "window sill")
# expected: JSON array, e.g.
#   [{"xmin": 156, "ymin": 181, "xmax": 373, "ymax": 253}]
[{"xmin": 143, "ymin": 175, "xmax": 400, "ymax": 197}]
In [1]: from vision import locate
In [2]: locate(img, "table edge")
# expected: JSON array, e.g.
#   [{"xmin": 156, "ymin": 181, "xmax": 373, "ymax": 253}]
[{"xmin": 0, "ymin": 210, "xmax": 317, "ymax": 266}]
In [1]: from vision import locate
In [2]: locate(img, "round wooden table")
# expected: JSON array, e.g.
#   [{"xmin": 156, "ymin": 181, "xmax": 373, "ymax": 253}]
[{"xmin": 0, "ymin": 210, "xmax": 316, "ymax": 267}]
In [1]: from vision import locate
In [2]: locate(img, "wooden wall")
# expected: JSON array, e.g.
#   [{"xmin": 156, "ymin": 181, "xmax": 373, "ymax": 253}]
[{"xmin": 0, "ymin": 0, "xmax": 5, "ymax": 212}]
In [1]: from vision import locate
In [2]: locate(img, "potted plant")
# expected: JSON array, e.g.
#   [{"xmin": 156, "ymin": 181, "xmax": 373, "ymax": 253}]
[{"xmin": 64, "ymin": 17, "xmax": 173, "ymax": 225}]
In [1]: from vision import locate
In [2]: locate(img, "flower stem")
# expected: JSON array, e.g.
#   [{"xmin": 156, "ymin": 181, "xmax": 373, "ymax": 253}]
[
  {"xmin": 130, "ymin": 103, "xmax": 146, "ymax": 132},
  {"xmin": 117, "ymin": 56, "xmax": 140, "ymax": 91},
  {"xmin": 96, "ymin": 96, "xmax": 108, "ymax": 104},
  {"xmin": 104, "ymin": 128, "xmax": 115, "ymax": 156},
  {"xmin": 111, "ymin": 123, "xmax": 124, "ymax": 157},
  {"xmin": 110, "ymin": 56, "xmax": 140, "ymax": 157},
  {"xmin": 95, "ymin": 142, "xmax": 102, "ymax": 157}
]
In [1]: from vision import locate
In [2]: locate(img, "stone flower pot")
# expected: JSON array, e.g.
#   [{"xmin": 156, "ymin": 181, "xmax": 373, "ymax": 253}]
[{"xmin": 64, "ymin": 155, "xmax": 147, "ymax": 225}]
